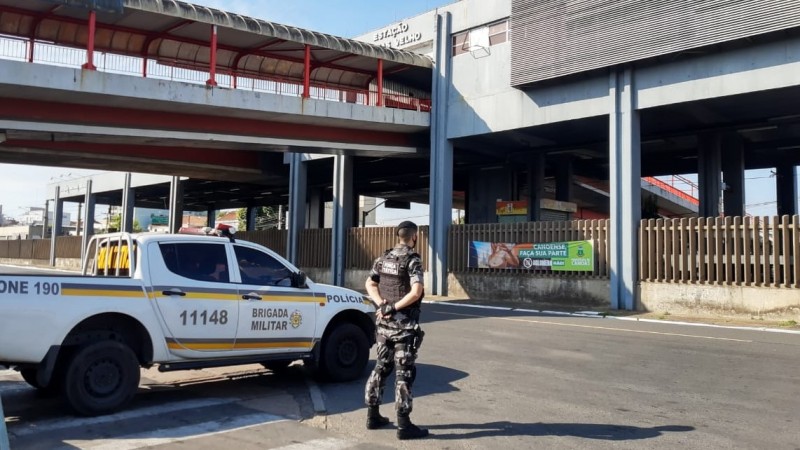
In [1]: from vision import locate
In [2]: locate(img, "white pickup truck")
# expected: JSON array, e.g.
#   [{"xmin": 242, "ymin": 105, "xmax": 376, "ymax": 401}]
[{"xmin": 0, "ymin": 227, "xmax": 376, "ymax": 415}]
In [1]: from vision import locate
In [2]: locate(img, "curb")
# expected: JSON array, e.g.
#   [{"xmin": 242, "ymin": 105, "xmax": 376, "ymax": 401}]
[
  {"xmin": 423, "ymin": 300, "xmax": 800, "ymax": 335},
  {"xmin": 304, "ymin": 375, "xmax": 327, "ymax": 415}
]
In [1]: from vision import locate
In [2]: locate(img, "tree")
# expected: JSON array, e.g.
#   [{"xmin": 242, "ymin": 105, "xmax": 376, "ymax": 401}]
[
  {"xmin": 107, "ymin": 214, "xmax": 142, "ymax": 232},
  {"xmin": 237, "ymin": 206, "xmax": 280, "ymax": 231}
]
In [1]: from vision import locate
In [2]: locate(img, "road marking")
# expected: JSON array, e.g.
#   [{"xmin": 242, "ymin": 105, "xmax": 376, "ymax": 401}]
[
  {"xmin": 61, "ymin": 412, "xmax": 288, "ymax": 450},
  {"xmin": 437, "ymin": 311, "xmax": 753, "ymax": 343},
  {"xmin": 10, "ymin": 398, "xmax": 235, "ymax": 437},
  {"xmin": 273, "ymin": 438, "xmax": 353, "ymax": 450}
]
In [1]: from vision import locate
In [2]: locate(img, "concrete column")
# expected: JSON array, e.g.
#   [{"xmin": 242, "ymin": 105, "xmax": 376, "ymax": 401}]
[
  {"xmin": 206, "ymin": 207, "xmax": 216, "ymax": 228},
  {"xmin": 527, "ymin": 152, "xmax": 545, "ymax": 221},
  {"xmin": 168, "ymin": 176, "xmax": 184, "ymax": 234},
  {"xmin": 307, "ymin": 188, "xmax": 324, "ymax": 228},
  {"xmin": 80, "ymin": 180, "xmax": 95, "ymax": 263},
  {"xmin": 49, "ymin": 187, "xmax": 62, "ymax": 266},
  {"xmin": 287, "ymin": 153, "xmax": 307, "ymax": 265},
  {"xmin": 246, "ymin": 206, "xmax": 257, "ymax": 231},
  {"xmin": 555, "ymin": 156, "xmax": 574, "ymax": 202},
  {"xmin": 609, "ymin": 68, "xmax": 641, "ymax": 311},
  {"xmin": 721, "ymin": 134, "xmax": 745, "ymax": 217},
  {"xmin": 0, "ymin": 393, "xmax": 9, "ymax": 450},
  {"xmin": 42, "ymin": 199, "xmax": 50, "ymax": 239},
  {"xmin": 776, "ymin": 164, "xmax": 798, "ymax": 216},
  {"xmin": 467, "ymin": 168, "xmax": 511, "ymax": 223},
  {"xmin": 331, "ymin": 154, "xmax": 354, "ymax": 286},
  {"xmin": 698, "ymin": 134, "xmax": 722, "ymax": 217},
  {"xmin": 428, "ymin": 12, "xmax": 454, "ymax": 295},
  {"xmin": 121, "ymin": 172, "xmax": 135, "ymax": 232}
]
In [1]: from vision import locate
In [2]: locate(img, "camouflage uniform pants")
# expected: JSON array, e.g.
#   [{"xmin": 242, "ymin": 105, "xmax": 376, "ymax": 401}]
[{"xmin": 364, "ymin": 333, "xmax": 418, "ymax": 414}]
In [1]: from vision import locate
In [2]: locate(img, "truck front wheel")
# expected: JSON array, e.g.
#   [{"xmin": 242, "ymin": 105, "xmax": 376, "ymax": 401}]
[
  {"xmin": 320, "ymin": 323, "xmax": 369, "ymax": 382},
  {"xmin": 63, "ymin": 341, "xmax": 141, "ymax": 416}
]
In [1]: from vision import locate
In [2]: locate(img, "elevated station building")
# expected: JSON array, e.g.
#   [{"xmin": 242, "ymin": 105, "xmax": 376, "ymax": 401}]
[{"xmin": 1, "ymin": 0, "xmax": 799, "ymax": 309}]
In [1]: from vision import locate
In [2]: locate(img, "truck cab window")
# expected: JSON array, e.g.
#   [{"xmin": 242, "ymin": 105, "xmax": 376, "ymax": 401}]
[
  {"xmin": 234, "ymin": 246, "xmax": 291, "ymax": 286},
  {"xmin": 159, "ymin": 243, "xmax": 229, "ymax": 283}
]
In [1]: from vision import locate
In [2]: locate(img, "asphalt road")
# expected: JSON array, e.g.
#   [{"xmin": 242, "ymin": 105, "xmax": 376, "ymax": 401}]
[{"xmin": 2, "ymin": 263, "xmax": 799, "ymax": 449}]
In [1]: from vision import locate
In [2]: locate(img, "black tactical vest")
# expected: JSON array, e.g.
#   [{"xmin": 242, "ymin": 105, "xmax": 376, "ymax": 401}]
[{"xmin": 378, "ymin": 246, "xmax": 422, "ymax": 318}]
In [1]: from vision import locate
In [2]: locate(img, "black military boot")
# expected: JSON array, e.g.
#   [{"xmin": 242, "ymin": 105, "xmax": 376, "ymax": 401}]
[
  {"xmin": 366, "ymin": 406, "xmax": 390, "ymax": 430},
  {"xmin": 397, "ymin": 413, "xmax": 429, "ymax": 440}
]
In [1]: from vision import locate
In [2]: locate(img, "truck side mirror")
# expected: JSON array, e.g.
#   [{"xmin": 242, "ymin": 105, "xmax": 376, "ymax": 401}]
[{"xmin": 292, "ymin": 271, "xmax": 307, "ymax": 289}]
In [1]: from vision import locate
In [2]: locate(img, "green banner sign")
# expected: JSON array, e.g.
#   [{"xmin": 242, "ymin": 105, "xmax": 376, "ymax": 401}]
[{"xmin": 469, "ymin": 240, "xmax": 593, "ymax": 272}]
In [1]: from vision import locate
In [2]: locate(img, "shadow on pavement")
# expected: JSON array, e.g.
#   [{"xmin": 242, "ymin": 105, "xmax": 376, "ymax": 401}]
[
  {"xmin": 313, "ymin": 362, "xmax": 468, "ymax": 416},
  {"xmin": 425, "ymin": 421, "xmax": 694, "ymax": 441}
]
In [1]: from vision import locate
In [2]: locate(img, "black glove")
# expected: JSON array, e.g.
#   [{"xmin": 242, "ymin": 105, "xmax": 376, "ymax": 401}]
[{"xmin": 380, "ymin": 303, "xmax": 396, "ymax": 316}]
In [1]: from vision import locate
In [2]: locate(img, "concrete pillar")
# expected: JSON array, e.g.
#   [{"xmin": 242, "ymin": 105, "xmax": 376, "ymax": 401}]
[
  {"xmin": 555, "ymin": 156, "xmax": 573, "ymax": 202},
  {"xmin": 609, "ymin": 68, "xmax": 641, "ymax": 311},
  {"xmin": 0, "ymin": 392, "xmax": 9, "ymax": 450},
  {"xmin": 287, "ymin": 153, "xmax": 307, "ymax": 265},
  {"xmin": 527, "ymin": 153, "xmax": 545, "ymax": 221},
  {"xmin": 307, "ymin": 187, "xmax": 324, "ymax": 228},
  {"xmin": 331, "ymin": 154, "xmax": 354, "ymax": 286},
  {"xmin": 206, "ymin": 207, "xmax": 216, "ymax": 228},
  {"xmin": 121, "ymin": 172, "xmax": 135, "ymax": 232},
  {"xmin": 698, "ymin": 134, "xmax": 722, "ymax": 217},
  {"xmin": 246, "ymin": 206, "xmax": 257, "ymax": 231},
  {"xmin": 428, "ymin": 12, "xmax": 454, "ymax": 295},
  {"xmin": 42, "ymin": 199, "xmax": 50, "ymax": 239},
  {"xmin": 80, "ymin": 180, "xmax": 95, "ymax": 263},
  {"xmin": 776, "ymin": 163, "xmax": 798, "ymax": 216},
  {"xmin": 49, "ymin": 187, "xmax": 62, "ymax": 266},
  {"xmin": 168, "ymin": 176, "xmax": 184, "ymax": 234},
  {"xmin": 467, "ymin": 167, "xmax": 511, "ymax": 223},
  {"xmin": 721, "ymin": 134, "xmax": 745, "ymax": 217}
]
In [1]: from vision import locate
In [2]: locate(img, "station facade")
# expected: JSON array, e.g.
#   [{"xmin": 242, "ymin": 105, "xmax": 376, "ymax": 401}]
[
  {"xmin": 353, "ymin": 0, "xmax": 800, "ymax": 307},
  {"xmin": 1, "ymin": 0, "xmax": 799, "ymax": 312}
]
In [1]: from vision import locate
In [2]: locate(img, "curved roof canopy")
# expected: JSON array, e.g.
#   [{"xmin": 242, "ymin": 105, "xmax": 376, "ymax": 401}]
[{"xmin": 0, "ymin": 0, "xmax": 433, "ymax": 90}]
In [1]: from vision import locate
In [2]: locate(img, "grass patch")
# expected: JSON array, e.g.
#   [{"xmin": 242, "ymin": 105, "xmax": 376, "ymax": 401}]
[
  {"xmin": 778, "ymin": 320, "xmax": 798, "ymax": 328},
  {"xmin": 657, "ymin": 312, "xmax": 671, "ymax": 320}
]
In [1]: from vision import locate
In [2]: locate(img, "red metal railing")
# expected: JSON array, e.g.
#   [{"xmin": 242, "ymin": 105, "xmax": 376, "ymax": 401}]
[
  {"xmin": 0, "ymin": 34, "xmax": 430, "ymax": 112},
  {"xmin": 643, "ymin": 176, "xmax": 699, "ymax": 205}
]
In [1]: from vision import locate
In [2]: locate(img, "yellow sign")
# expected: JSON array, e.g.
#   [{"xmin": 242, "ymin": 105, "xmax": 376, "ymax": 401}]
[{"xmin": 496, "ymin": 200, "xmax": 528, "ymax": 216}]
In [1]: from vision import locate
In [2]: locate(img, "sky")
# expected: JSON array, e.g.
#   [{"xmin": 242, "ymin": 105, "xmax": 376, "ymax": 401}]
[{"xmin": 0, "ymin": 0, "xmax": 796, "ymax": 223}]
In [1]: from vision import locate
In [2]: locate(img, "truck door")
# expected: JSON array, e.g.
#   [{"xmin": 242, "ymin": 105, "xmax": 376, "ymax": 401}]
[
  {"xmin": 149, "ymin": 241, "xmax": 239, "ymax": 355},
  {"xmin": 232, "ymin": 244, "xmax": 318, "ymax": 354}
]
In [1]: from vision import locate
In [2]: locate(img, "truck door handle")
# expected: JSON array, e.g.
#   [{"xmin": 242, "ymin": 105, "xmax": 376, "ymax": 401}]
[
  {"xmin": 161, "ymin": 289, "xmax": 186, "ymax": 297},
  {"xmin": 242, "ymin": 293, "xmax": 262, "ymax": 301}
]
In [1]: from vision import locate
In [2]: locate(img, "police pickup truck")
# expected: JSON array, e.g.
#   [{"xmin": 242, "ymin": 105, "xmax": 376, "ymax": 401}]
[{"xmin": 0, "ymin": 225, "xmax": 375, "ymax": 415}]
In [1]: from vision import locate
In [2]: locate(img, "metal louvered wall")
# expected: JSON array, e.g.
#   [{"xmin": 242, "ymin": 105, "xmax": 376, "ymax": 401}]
[{"xmin": 511, "ymin": 0, "xmax": 800, "ymax": 86}]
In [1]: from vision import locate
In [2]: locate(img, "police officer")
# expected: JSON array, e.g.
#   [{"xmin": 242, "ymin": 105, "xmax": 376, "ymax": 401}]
[{"xmin": 364, "ymin": 220, "xmax": 429, "ymax": 440}]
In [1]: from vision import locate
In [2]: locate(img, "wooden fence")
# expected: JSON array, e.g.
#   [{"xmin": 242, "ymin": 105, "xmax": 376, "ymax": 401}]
[
  {"xmin": 237, "ymin": 229, "xmax": 288, "ymax": 259},
  {"xmin": 295, "ymin": 226, "xmax": 429, "ymax": 269},
  {"xmin": 640, "ymin": 216, "xmax": 800, "ymax": 288},
  {"xmin": 0, "ymin": 237, "xmax": 81, "ymax": 260},
  {"xmin": 448, "ymin": 220, "xmax": 610, "ymax": 277}
]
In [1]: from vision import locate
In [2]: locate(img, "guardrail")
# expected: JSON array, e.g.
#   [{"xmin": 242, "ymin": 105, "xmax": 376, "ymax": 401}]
[{"xmin": 640, "ymin": 215, "xmax": 799, "ymax": 288}]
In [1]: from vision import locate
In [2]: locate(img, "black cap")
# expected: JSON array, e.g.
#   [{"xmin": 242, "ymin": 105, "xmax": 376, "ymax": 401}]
[{"xmin": 396, "ymin": 220, "xmax": 418, "ymax": 236}]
